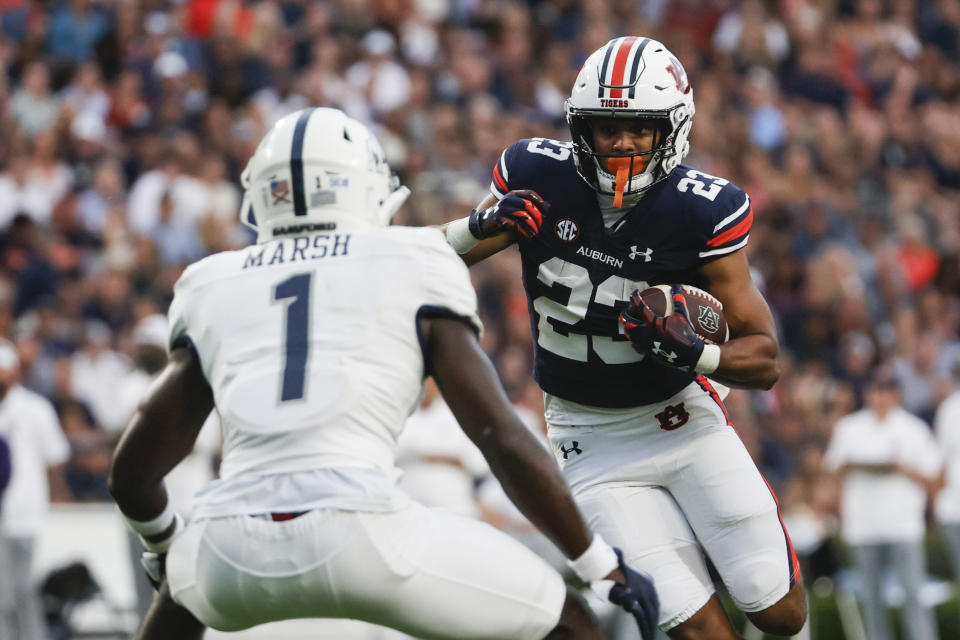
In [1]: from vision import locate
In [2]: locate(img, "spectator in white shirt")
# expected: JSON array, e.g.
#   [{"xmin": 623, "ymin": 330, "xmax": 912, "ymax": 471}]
[
  {"xmin": 396, "ymin": 378, "xmax": 489, "ymax": 518},
  {"xmin": 0, "ymin": 339, "xmax": 70, "ymax": 640},
  {"xmin": 345, "ymin": 30, "xmax": 412, "ymax": 117},
  {"xmin": 824, "ymin": 366, "xmax": 943, "ymax": 640},
  {"xmin": 69, "ymin": 320, "xmax": 133, "ymax": 431},
  {"xmin": 934, "ymin": 363, "xmax": 960, "ymax": 583}
]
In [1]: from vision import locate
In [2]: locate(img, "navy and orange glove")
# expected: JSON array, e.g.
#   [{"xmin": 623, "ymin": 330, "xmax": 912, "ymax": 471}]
[
  {"xmin": 620, "ymin": 284, "xmax": 705, "ymax": 371},
  {"xmin": 468, "ymin": 189, "xmax": 547, "ymax": 240}
]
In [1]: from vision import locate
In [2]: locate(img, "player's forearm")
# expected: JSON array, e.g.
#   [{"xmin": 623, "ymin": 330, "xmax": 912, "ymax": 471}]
[
  {"xmin": 440, "ymin": 219, "xmax": 514, "ymax": 266},
  {"xmin": 108, "ymin": 420, "xmax": 171, "ymax": 521},
  {"xmin": 475, "ymin": 427, "xmax": 592, "ymax": 560},
  {"xmin": 110, "ymin": 479, "xmax": 169, "ymax": 526},
  {"xmin": 709, "ymin": 333, "xmax": 780, "ymax": 389}
]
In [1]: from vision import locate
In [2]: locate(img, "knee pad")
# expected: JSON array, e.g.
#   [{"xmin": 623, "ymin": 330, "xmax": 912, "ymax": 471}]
[{"xmin": 727, "ymin": 557, "xmax": 789, "ymax": 612}]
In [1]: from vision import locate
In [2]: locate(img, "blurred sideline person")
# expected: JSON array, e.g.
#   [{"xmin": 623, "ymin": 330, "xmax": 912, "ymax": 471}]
[
  {"xmin": 824, "ymin": 367, "xmax": 942, "ymax": 640},
  {"xmin": 0, "ymin": 338, "xmax": 70, "ymax": 640},
  {"xmin": 443, "ymin": 37, "xmax": 805, "ymax": 638},
  {"xmin": 935, "ymin": 363, "xmax": 960, "ymax": 583},
  {"xmin": 395, "ymin": 377, "xmax": 489, "ymax": 518},
  {"xmin": 114, "ymin": 314, "xmax": 221, "ymax": 619},
  {"xmin": 109, "ymin": 108, "xmax": 659, "ymax": 640},
  {"xmin": 0, "ymin": 434, "xmax": 9, "ymax": 506}
]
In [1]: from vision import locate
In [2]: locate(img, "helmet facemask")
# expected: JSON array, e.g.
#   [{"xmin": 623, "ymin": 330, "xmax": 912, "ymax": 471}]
[
  {"xmin": 564, "ymin": 37, "xmax": 695, "ymax": 205},
  {"xmin": 569, "ymin": 114, "xmax": 679, "ymax": 205}
]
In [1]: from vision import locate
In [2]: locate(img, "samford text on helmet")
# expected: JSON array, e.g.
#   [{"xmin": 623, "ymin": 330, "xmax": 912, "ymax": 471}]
[
  {"xmin": 240, "ymin": 107, "xmax": 410, "ymax": 243},
  {"xmin": 564, "ymin": 37, "xmax": 695, "ymax": 199}
]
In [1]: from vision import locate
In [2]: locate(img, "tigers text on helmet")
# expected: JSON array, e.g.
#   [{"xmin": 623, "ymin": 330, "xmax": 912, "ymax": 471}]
[
  {"xmin": 240, "ymin": 107, "xmax": 410, "ymax": 243},
  {"xmin": 564, "ymin": 37, "xmax": 695, "ymax": 200}
]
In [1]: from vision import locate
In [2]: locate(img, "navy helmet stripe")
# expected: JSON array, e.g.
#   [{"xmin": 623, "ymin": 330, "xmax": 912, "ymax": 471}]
[
  {"xmin": 627, "ymin": 38, "xmax": 651, "ymax": 98},
  {"xmin": 290, "ymin": 107, "xmax": 317, "ymax": 216},
  {"xmin": 597, "ymin": 38, "xmax": 619, "ymax": 98}
]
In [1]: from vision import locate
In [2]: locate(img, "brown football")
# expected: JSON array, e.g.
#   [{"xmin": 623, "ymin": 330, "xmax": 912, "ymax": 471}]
[{"xmin": 637, "ymin": 284, "xmax": 729, "ymax": 344}]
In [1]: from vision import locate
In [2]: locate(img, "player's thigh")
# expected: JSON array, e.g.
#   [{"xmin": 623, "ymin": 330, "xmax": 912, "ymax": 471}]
[
  {"xmin": 573, "ymin": 482, "xmax": 713, "ymax": 631},
  {"xmin": 166, "ymin": 512, "xmax": 360, "ymax": 631},
  {"xmin": 168, "ymin": 506, "xmax": 566, "ymax": 639},
  {"xmin": 345, "ymin": 503, "xmax": 567, "ymax": 640},
  {"xmin": 667, "ymin": 430, "xmax": 798, "ymax": 613}
]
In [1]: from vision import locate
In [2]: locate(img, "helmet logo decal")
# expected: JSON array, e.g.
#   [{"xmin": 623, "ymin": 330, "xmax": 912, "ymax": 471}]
[
  {"xmin": 665, "ymin": 56, "xmax": 690, "ymax": 94},
  {"xmin": 270, "ymin": 178, "xmax": 291, "ymax": 205},
  {"xmin": 599, "ymin": 98, "xmax": 629, "ymax": 108},
  {"xmin": 598, "ymin": 37, "xmax": 650, "ymax": 99},
  {"xmin": 311, "ymin": 173, "xmax": 342, "ymax": 207},
  {"xmin": 555, "ymin": 218, "xmax": 580, "ymax": 242},
  {"xmin": 290, "ymin": 107, "xmax": 317, "ymax": 216}
]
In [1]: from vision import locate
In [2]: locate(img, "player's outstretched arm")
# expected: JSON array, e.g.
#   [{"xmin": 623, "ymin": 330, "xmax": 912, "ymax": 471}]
[
  {"xmin": 423, "ymin": 317, "xmax": 659, "ymax": 638},
  {"xmin": 699, "ymin": 250, "xmax": 780, "ymax": 389},
  {"xmin": 442, "ymin": 191, "xmax": 547, "ymax": 266},
  {"xmin": 108, "ymin": 347, "xmax": 213, "ymax": 637}
]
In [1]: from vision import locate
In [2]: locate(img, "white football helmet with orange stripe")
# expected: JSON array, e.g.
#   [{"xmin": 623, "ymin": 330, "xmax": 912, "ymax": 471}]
[{"xmin": 564, "ymin": 37, "xmax": 695, "ymax": 199}]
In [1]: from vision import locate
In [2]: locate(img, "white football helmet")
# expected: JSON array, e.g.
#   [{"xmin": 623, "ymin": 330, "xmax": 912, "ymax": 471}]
[
  {"xmin": 564, "ymin": 37, "xmax": 695, "ymax": 197},
  {"xmin": 240, "ymin": 107, "xmax": 409, "ymax": 243}
]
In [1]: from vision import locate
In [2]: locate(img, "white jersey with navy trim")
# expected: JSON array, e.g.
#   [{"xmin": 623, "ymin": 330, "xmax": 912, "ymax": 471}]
[{"xmin": 167, "ymin": 226, "xmax": 481, "ymax": 517}]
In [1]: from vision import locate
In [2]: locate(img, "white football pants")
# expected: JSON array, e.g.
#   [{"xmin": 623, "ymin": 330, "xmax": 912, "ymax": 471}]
[{"xmin": 166, "ymin": 502, "xmax": 566, "ymax": 639}]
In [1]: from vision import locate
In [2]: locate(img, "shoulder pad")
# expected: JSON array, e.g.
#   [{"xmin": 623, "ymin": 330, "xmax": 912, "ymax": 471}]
[
  {"xmin": 174, "ymin": 249, "xmax": 254, "ymax": 296},
  {"xmin": 667, "ymin": 167, "xmax": 752, "ymax": 259},
  {"xmin": 491, "ymin": 138, "xmax": 576, "ymax": 198}
]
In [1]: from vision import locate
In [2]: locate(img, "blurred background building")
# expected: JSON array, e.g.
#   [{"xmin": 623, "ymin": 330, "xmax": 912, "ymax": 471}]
[{"xmin": 1, "ymin": 0, "xmax": 959, "ymax": 638}]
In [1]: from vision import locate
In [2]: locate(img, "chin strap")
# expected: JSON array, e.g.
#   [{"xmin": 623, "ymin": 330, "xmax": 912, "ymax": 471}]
[{"xmin": 377, "ymin": 186, "xmax": 411, "ymax": 225}]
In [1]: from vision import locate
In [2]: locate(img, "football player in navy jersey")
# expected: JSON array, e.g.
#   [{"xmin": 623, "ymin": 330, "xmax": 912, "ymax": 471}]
[{"xmin": 444, "ymin": 37, "xmax": 806, "ymax": 639}]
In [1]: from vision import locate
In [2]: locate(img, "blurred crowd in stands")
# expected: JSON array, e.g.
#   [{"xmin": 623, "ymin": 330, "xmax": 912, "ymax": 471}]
[{"xmin": 1, "ymin": 0, "xmax": 960, "ymax": 589}]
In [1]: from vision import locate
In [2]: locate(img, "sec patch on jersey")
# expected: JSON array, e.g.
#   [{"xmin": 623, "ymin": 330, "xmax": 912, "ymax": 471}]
[{"xmin": 638, "ymin": 284, "xmax": 729, "ymax": 344}]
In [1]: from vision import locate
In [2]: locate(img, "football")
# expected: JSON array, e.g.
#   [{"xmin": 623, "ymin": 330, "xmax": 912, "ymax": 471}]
[{"xmin": 636, "ymin": 284, "xmax": 730, "ymax": 344}]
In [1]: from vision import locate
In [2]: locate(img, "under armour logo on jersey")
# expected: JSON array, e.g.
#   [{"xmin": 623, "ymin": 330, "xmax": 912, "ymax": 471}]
[
  {"xmin": 629, "ymin": 246, "xmax": 653, "ymax": 262},
  {"xmin": 651, "ymin": 341, "xmax": 677, "ymax": 363},
  {"xmin": 559, "ymin": 441, "xmax": 582, "ymax": 459}
]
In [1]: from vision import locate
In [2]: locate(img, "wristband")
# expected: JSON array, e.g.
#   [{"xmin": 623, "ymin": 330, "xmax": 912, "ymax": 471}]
[
  {"xmin": 122, "ymin": 500, "xmax": 177, "ymax": 537},
  {"xmin": 694, "ymin": 343, "xmax": 721, "ymax": 374},
  {"xmin": 139, "ymin": 512, "xmax": 184, "ymax": 554},
  {"xmin": 445, "ymin": 216, "xmax": 480, "ymax": 254},
  {"xmin": 568, "ymin": 534, "xmax": 619, "ymax": 583}
]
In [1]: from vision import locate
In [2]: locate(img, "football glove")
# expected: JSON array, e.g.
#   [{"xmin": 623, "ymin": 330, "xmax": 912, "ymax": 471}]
[
  {"xmin": 621, "ymin": 283, "xmax": 705, "ymax": 371},
  {"xmin": 598, "ymin": 548, "xmax": 659, "ymax": 640},
  {"xmin": 141, "ymin": 551, "xmax": 166, "ymax": 591},
  {"xmin": 468, "ymin": 189, "xmax": 548, "ymax": 240}
]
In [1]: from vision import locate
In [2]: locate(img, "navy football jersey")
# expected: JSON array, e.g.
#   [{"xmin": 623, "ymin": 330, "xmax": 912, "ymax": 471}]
[{"xmin": 490, "ymin": 138, "xmax": 753, "ymax": 407}]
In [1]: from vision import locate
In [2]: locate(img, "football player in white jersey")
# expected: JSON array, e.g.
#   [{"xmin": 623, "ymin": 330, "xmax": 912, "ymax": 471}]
[{"xmin": 108, "ymin": 108, "xmax": 659, "ymax": 640}]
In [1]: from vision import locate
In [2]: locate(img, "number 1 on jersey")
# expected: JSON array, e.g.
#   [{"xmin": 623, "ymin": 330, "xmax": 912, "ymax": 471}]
[{"xmin": 273, "ymin": 273, "xmax": 311, "ymax": 402}]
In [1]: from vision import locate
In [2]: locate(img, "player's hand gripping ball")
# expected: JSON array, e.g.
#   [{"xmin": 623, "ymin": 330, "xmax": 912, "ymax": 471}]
[
  {"xmin": 620, "ymin": 284, "xmax": 728, "ymax": 371},
  {"xmin": 468, "ymin": 189, "xmax": 548, "ymax": 240}
]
